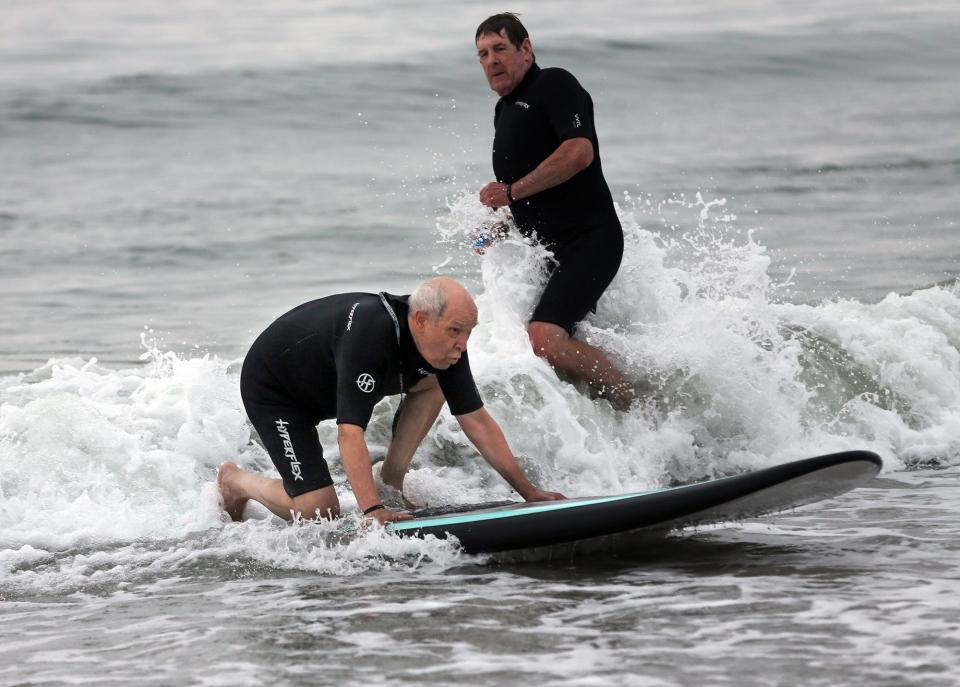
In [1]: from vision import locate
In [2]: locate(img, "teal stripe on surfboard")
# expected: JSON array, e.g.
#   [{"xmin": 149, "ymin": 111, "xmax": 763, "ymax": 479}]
[
  {"xmin": 386, "ymin": 475, "xmax": 739, "ymax": 532},
  {"xmin": 387, "ymin": 493, "xmax": 637, "ymax": 531}
]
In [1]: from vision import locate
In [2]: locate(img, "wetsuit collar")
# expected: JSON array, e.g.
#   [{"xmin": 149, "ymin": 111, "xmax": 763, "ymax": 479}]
[
  {"xmin": 381, "ymin": 293, "xmax": 441, "ymax": 376},
  {"xmin": 378, "ymin": 292, "xmax": 405, "ymax": 395},
  {"xmin": 378, "ymin": 292, "xmax": 402, "ymax": 348}
]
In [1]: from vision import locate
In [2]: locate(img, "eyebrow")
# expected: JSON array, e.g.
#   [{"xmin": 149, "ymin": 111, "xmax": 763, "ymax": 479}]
[{"xmin": 477, "ymin": 39, "xmax": 508, "ymax": 53}]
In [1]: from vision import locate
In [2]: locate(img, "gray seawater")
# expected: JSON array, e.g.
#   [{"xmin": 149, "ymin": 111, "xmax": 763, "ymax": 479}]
[{"xmin": 2, "ymin": 1, "xmax": 960, "ymax": 685}]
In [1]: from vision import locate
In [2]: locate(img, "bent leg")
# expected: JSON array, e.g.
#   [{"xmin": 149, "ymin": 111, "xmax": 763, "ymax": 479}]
[
  {"xmin": 225, "ymin": 403, "xmax": 338, "ymax": 521},
  {"xmin": 528, "ymin": 321, "xmax": 635, "ymax": 409},
  {"xmin": 527, "ymin": 224, "xmax": 634, "ymax": 408},
  {"xmin": 218, "ymin": 461, "xmax": 340, "ymax": 521},
  {"xmin": 380, "ymin": 379, "xmax": 446, "ymax": 491}
]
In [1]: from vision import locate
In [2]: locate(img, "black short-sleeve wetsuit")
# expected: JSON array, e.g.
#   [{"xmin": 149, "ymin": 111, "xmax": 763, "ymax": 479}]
[
  {"xmin": 492, "ymin": 63, "xmax": 623, "ymax": 334},
  {"xmin": 240, "ymin": 293, "xmax": 483, "ymax": 497}
]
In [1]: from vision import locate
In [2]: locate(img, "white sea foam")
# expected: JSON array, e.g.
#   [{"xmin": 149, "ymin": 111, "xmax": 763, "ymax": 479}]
[
  {"xmin": 2, "ymin": 193, "xmax": 959, "ymax": 593},
  {"xmin": 435, "ymin": 191, "xmax": 960, "ymax": 494},
  {"xmin": 0, "ymin": 349, "xmax": 461, "ymax": 593}
]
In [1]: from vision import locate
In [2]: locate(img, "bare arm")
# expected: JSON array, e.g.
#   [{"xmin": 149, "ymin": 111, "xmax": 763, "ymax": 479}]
[
  {"xmin": 338, "ymin": 424, "xmax": 411, "ymax": 523},
  {"xmin": 480, "ymin": 137, "xmax": 594, "ymax": 208},
  {"xmin": 380, "ymin": 378, "xmax": 446, "ymax": 492},
  {"xmin": 456, "ymin": 407, "xmax": 565, "ymax": 501}
]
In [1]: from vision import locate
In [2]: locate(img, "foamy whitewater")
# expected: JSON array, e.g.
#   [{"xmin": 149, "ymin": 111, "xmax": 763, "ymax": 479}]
[{"xmin": 2, "ymin": 1, "xmax": 960, "ymax": 685}]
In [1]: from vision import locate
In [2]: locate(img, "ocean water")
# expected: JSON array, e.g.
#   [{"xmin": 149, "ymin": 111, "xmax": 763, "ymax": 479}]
[{"xmin": 2, "ymin": 1, "xmax": 960, "ymax": 685}]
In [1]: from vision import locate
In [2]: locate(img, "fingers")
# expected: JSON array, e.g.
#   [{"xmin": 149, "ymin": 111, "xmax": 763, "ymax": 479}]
[
  {"xmin": 524, "ymin": 488, "xmax": 567, "ymax": 502},
  {"xmin": 368, "ymin": 507, "xmax": 413, "ymax": 525}
]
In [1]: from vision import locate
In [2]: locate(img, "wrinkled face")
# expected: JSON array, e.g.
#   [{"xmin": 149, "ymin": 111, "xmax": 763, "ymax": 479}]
[
  {"xmin": 476, "ymin": 29, "xmax": 533, "ymax": 97},
  {"xmin": 411, "ymin": 300, "xmax": 478, "ymax": 370}
]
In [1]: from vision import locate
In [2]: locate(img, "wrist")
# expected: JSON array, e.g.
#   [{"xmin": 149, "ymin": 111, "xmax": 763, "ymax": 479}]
[
  {"xmin": 506, "ymin": 183, "xmax": 516, "ymax": 203},
  {"xmin": 515, "ymin": 479, "xmax": 537, "ymax": 499}
]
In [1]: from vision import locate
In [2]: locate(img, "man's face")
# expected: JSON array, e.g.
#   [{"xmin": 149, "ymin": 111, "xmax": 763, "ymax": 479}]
[
  {"xmin": 412, "ymin": 301, "xmax": 478, "ymax": 370},
  {"xmin": 476, "ymin": 29, "xmax": 533, "ymax": 97}
]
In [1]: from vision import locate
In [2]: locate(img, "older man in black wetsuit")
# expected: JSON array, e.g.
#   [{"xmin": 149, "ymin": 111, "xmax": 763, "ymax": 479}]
[
  {"xmin": 475, "ymin": 13, "xmax": 635, "ymax": 409},
  {"xmin": 217, "ymin": 277, "xmax": 563, "ymax": 525}
]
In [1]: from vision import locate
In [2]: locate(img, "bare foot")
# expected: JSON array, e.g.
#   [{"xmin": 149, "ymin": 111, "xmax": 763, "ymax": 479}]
[{"xmin": 217, "ymin": 461, "xmax": 248, "ymax": 522}]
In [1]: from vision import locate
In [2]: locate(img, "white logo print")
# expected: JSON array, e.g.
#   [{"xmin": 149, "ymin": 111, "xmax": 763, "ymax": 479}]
[
  {"xmin": 516, "ymin": 100, "xmax": 530, "ymax": 109},
  {"xmin": 356, "ymin": 373, "xmax": 375, "ymax": 393},
  {"xmin": 345, "ymin": 301, "xmax": 359, "ymax": 331},
  {"xmin": 573, "ymin": 113, "xmax": 582, "ymax": 128},
  {"xmin": 275, "ymin": 418, "xmax": 303, "ymax": 481}
]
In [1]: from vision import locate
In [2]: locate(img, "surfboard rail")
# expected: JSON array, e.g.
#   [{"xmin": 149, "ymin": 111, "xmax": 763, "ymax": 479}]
[{"xmin": 387, "ymin": 450, "xmax": 883, "ymax": 554}]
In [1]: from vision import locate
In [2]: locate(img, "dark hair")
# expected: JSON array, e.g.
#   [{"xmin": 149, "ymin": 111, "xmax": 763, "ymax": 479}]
[{"xmin": 475, "ymin": 12, "xmax": 529, "ymax": 50}]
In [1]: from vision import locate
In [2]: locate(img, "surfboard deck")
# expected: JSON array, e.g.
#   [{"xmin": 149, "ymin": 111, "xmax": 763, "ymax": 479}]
[{"xmin": 387, "ymin": 450, "xmax": 883, "ymax": 554}]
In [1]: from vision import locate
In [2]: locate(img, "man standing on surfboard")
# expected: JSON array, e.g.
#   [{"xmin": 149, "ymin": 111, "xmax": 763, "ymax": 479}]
[
  {"xmin": 475, "ymin": 13, "xmax": 634, "ymax": 410},
  {"xmin": 217, "ymin": 277, "xmax": 564, "ymax": 525}
]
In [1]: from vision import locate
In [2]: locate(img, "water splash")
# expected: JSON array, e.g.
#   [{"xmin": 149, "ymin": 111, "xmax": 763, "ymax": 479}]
[
  {"xmin": 433, "ymin": 190, "xmax": 960, "ymax": 484},
  {"xmin": 2, "ymin": 193, "xmax": 958, "ymax": 592}
]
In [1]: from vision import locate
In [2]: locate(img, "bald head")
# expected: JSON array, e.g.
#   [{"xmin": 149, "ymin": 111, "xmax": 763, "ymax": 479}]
[
  {"xmin": 408, "ymin": 276, "xmax": 477, "ymax": 322},
  {"xmin": 408, "ymin": 277, "xmax": 478, "ymax": 369}
]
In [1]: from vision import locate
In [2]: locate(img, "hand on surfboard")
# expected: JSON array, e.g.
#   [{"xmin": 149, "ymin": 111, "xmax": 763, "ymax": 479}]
[
  {"xmin": 521, "ymin": 487, "xmax": 566, "ymax": 502},
  {"xmin": 365, "ymin": 506, "xmax": 414, "ymax": 525}
]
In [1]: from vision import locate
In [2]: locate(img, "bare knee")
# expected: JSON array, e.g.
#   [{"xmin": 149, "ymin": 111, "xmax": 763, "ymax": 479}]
[
  {"xmin": 291, "ymin": 486, "xmax": 341, "ymax": 521},
  {"xmin": 527, "ymin": 322, "xmax": 568, "ymax": 363}
]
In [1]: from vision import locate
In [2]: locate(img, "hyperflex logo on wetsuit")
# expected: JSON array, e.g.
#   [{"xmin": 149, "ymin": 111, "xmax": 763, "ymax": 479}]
[{"xmin": 274, "ymin": 418, "xmax": 303, "ymax": 481}]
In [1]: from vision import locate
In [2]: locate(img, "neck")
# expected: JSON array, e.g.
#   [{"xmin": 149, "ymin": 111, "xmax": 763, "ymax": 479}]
[{"xmin": 506, "ymin": 62, "xmax": 536, "ymax": 96}]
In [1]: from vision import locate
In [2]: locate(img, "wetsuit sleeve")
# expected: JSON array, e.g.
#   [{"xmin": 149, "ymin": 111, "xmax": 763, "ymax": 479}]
[
  {"xmin": 334, "ymin": 302, "xmax": 392, "ymax": 430},
  {"xmin": 541, "ymin": 69, "xmax": 596, "ymax": 144},
  {"xmin": 437, "ymin": 350, "xmax": 484, "ymax": 416}
]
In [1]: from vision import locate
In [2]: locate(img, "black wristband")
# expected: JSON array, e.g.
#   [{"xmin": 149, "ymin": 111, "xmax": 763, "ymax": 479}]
[
  {"xmin": 362, "ymin": 503, "xmax": 385, "ymax": 515},
  {"xmin": 506, "ymin": 183, "xmax": 515, "ymax": 202}
]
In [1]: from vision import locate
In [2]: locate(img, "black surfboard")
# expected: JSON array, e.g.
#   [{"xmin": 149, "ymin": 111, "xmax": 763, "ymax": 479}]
[{"xmin": 387, "ymin": 450, "xmax": 882, "ymax": 554}]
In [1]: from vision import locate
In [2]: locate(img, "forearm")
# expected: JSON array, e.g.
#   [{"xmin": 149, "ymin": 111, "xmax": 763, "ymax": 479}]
[
  {"xmin": 337, "ymin": 424, "xmax": 381, "ymax": 511},
  {"xmin": 480, "ymin": 138, "xmax": 593, "ymax": 209},
  {"xmin": 458, "ymin": 409, "xmax": 536, "ymax": 497},
  {"xmin": 511, "ymin": 137, "xmax": 593, "ymax": 200}
]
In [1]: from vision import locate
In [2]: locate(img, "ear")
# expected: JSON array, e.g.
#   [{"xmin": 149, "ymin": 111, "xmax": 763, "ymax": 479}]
[
  {"xmin": 521, "ymin": 38, "xmax": 533, "ymax": 58},
  {"xmin": 412, "ymin": 309, "xmax": 429, "ymax": 330}
]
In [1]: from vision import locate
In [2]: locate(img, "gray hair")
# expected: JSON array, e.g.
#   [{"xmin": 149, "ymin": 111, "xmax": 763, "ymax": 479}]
[{"xmin": 408, "ymin": 279, "xmax": 449, "ymax": 321}]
